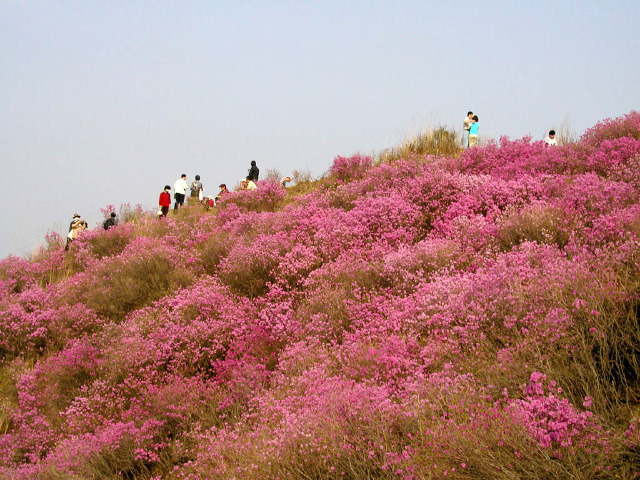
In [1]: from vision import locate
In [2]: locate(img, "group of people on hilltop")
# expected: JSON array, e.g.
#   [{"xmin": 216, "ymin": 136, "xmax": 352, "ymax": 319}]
[
  {"xmin": 65, "ymin": 160, "xmax": 291, "ymax": 248},
  {"xmin": 237, "ymin": 160, "xmax": 260, "ymax": 191},
  {"xmin": 65, "ymin": 117, "xmax": 561, "ymax": 249},
  {"xmin": 157, "ymin": 160, "xmax": 292, "ymax": 218},
  {"xmin": 68, "ymin": 116, "xmax": 559, "ymax": 245},
  {"xmin": 462, "ymin": 110, "xmax": 558, "ymax": 149}
]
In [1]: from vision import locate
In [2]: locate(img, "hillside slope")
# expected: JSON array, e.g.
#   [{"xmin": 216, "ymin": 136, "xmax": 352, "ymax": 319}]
[{"xmin": 1, "ymin": 112, "xmax": 640, "ymax": 479}]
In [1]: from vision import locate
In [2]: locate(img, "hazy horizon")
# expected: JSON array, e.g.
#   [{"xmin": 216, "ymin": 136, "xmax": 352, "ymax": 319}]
[{"xmin": 1, "ymin": 1, "xmax": 639, "ymax": 258}]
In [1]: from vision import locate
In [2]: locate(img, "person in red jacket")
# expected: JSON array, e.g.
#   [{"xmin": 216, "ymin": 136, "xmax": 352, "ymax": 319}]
[{"xmin": 159, "ymin": 185, "xmax": 171, "ymax": 217}]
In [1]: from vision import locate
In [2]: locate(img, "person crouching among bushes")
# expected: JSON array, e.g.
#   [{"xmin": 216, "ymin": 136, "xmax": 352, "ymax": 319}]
[
  {"xmin": 102, "ymin": 212, "xmax": 118, "ymax": 230},
  {"xmin": 246, "ymin": 176, "xmax": 257, "ymax": 191},
  {"xmin": 280, "ymin": 176, "xmax": 292, "ymax": 187},
  {"xmin": 215, "ymin": 184, "xmax": 228, "ymax": 203}
]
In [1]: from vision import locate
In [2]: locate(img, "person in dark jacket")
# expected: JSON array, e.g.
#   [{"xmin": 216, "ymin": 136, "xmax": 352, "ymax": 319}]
[
  {"xmin": 248, "ymin": 161, "xmax": 259, "ymax": 182},
  {"xmin": 103, "ymin": 212, "xmax": 118, "ymax": 230}
]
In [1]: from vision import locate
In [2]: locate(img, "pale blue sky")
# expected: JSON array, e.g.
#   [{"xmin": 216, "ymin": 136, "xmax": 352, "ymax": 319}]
[{"xmin": 1, "ymin": 1, "xmax": 638, "ymax": 257}]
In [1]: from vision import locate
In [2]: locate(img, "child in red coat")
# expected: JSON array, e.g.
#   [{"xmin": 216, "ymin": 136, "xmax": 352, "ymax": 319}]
[{"xmin": 159, "ymin": 185, "xmax": 171, "ymax": 217}]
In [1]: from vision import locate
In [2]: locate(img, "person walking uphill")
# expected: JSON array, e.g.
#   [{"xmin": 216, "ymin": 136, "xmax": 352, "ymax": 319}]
[
  {"xmin": 174, "ymin": 174, "xmax": 189, "ymax": 210},
  {"xmin": 159, "ymin": 185, "xmax": 171, "ymax": 217},
  {"xmin": 190, "ymin": 175, "xmax": 203, "ymax": 204},
  {"xmin": 248, "ymin": 161, "xmax": 259, "ymax": 182}
]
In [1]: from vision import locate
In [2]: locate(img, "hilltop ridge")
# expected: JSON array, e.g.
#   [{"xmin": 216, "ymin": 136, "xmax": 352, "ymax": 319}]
[{"xmin": 1, "ymin": 112, "xmax": 640, "ymax": 479}]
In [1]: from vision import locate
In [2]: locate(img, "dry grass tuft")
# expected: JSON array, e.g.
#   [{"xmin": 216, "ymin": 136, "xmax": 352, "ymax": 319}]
[{"xmin": 377, "ymin": 125, "xmax": 461, "ymax": 164}]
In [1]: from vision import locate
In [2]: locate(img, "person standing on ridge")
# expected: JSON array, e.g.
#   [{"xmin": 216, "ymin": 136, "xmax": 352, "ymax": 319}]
[
  {"xmin": 159, "ymin": 185, "xmax": 171, "ymax": 217},
  {"xmin": 174, "ymin": 174, "xmax": 189, "ymax": 210},
  {"xmin": 462, "ymin": 111, "xmax": 473, "ymax": 149},
  {"xmin": 468, "ymin": 115, "xmax": 479, "ymax": 147},
  {"xmin": 190, "ymin": 175, "xmax": 203, "ymax": 203},
  {"xmin": 248, "ymin": 160, "xmax": 259, "ymax": 182}
]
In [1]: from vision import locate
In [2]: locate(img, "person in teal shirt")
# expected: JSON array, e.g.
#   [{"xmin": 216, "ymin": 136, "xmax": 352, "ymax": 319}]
[{"xmin": 469, "ymin": 115, "xmax": 479, "ymax": 146}]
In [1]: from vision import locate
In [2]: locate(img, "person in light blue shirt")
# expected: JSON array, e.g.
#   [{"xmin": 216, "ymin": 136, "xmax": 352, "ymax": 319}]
[{"xmin": 469, "ymin": 115, "xmax": 479, "ymax": 146}]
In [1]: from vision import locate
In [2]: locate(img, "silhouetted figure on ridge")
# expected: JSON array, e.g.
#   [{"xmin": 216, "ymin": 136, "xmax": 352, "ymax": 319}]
[{"xmin": 248, "ymin": 161, "xmax": 259, "ymax": 182}]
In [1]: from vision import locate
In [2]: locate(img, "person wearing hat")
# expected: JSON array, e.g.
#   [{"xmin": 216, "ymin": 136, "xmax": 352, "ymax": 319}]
[
  {"xmin": 159, "ymin": 185, "xmax": 171, "ymax": 217},
  {"xmin": 66, "ymin": 214, "xmax": 87, "ymax": 250},
  {"xmin": 69, "ymin": 213, "xmax": 81, "ymax": 233},
  {"xmin": 215, "ymin": 184, "xmax": 228, "ymax": 203}
]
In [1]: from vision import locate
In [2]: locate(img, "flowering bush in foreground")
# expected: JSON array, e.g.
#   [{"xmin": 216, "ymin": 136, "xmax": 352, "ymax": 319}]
[{"xmin": 1, "ymin": 111, "xmax": 640, "ymax": 478}]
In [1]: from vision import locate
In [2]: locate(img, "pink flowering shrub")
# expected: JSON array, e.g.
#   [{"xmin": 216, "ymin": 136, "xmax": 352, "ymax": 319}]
[
  {"xmin": 507, "ymin": 372, "xmax": 599, "ymax": 448},
  {"xmin": 0, "ymin": 256, "xmax": 34, "ymax": 296},
  {"xmin": 80, "ymin": 221, "xmax": 138, "ymax": 259},
  {"xmin": 582, "ymin": 110, "xmax": 640, "ymax": 146},
  {"xmin": 328, "ymin": 155, "xmax": 373, "ymax": 183},
  {"xmin": 1, "ymin": 112, "xmax": 640, "ymax": 479},
  {"xmin": 219, "ymin": 180, "xmax": 287, "ymax": 213}
]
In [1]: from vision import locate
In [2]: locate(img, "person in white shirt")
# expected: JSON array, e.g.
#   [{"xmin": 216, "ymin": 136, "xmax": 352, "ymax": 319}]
[
  {"xmin": 280, "ymin": 176, "xmax": 292, "ymax": 187},
  {"xmin": 462, "ymin": 111, "xmax": 474, "ymax": 149},
  {"xmin": 174, "ymin": 174, "xmax": 189, "ymax": 210},
  {"xmin": 545, "ymin": 130, "xmax": 558, "ymax": 146},
  {"xmin": 246, "ymin": 177, "xmax": 257, "ymax": 191}
]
